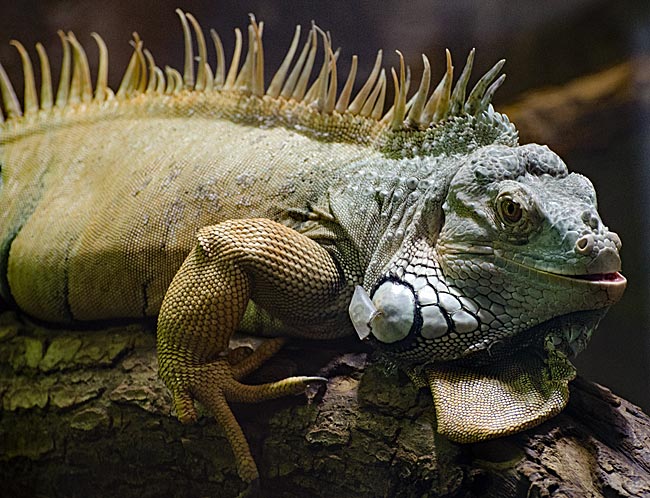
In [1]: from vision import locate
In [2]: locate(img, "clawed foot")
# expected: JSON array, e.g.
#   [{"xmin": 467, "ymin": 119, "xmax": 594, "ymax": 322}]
[{"xmin": 164, "ymin": 338, "xmax": 328, "ymax": 487}]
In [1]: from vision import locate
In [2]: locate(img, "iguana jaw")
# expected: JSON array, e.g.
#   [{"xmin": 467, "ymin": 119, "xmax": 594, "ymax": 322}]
[
  {"xmin": 349, "ymin": 275, "xmax": 599, "ymax": 443},
  {"xmin": 349, "ymin": 242, "xmax": 625, "ymax": 364},
  {"xmin": 439, "ymin": 240, "xmax": 627, "ymax": 306},
  {"xmin": 349, "ymin": 271, "xmax": 608, "ymax": 443},
  {"xmin": 490, "ymin": 252, "xmax": 627, "ymax": 307},
  {"xmin": 441, "ymin": 239, "xmax": 625, "ymax": 279}
]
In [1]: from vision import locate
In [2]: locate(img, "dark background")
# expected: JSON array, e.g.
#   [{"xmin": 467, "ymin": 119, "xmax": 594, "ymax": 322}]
[{"xmin": 1, "ymin": 0, "xmax": 648, "ymax": 412}]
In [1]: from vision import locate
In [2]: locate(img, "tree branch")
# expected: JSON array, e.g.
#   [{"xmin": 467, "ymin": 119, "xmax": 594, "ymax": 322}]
[{"xmin": 1, "ymin": 310, "xmax": 648, "ymax": 497}]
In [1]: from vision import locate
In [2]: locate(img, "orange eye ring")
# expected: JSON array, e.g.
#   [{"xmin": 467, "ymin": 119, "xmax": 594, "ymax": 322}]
[{"xmin": 499, "ymin": 197, "xmax": 523, "ymax": 224}]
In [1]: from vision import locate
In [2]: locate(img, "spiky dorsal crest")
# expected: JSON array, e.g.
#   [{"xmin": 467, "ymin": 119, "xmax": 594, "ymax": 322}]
[{"xmin": 0, "ymin": 9, "xmax": 516, "ymax": 150}]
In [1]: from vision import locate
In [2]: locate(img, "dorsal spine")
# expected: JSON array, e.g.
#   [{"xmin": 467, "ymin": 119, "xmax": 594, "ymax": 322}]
[{"xmin": 0, "ymin": 10, "xmax": 507, "ymax": 139}]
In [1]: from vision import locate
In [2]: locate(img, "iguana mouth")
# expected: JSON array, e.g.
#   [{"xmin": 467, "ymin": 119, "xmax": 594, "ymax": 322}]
[
  {"xmin": 541, "ymin": 269, "xmax": 626, "ymax": 304},
  {"xmin": 493, "ymin": 252, "xmax": 627, "ymax": 304},
  {"xmin": 442, "ymin": 246, "xmax": 626, "ymax": 291},
  {"xmin": 567, "ymin": 271, "xmax": 625, "ymax": 283}
]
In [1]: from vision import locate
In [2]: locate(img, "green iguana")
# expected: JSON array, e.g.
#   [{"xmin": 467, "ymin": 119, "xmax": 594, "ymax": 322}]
[{"xmin": 0, "ymin": 10, "xmax": 626, "ymax": 489}]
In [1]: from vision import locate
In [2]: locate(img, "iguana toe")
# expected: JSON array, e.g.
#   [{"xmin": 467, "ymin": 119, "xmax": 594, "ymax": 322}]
[{"xmin": 230, "ymin": 337, "xmax": 287, "ymax": 380}]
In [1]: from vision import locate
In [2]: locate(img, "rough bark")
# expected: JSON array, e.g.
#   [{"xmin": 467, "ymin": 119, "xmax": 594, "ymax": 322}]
[{"xmin": 1, "ymin": 309, "xmax": 649, "ymax": 498}]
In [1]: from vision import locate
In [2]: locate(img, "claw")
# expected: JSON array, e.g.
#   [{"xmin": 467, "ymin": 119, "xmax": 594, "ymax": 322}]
[
  {"xmin": 160, "ymin": 334, "xmax": 323, "ymax": 484},
  {"xmin": 304, "ymin": 376, "xmax": 328, "ymax": 387},
  {"xmin": 303, "ymin": 376, "xmax": 328, "ymax": 399}
]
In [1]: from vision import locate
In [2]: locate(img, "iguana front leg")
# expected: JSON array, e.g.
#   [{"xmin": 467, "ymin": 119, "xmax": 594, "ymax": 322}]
[{"xmin": 156, "ymin": 218, "xmax": 349, "ymax": 485}]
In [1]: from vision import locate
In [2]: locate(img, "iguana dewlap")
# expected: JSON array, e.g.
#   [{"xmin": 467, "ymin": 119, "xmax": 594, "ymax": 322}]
[{"xmin": 0, "ymin": 10, "xmax": 626, "ymax": 488}]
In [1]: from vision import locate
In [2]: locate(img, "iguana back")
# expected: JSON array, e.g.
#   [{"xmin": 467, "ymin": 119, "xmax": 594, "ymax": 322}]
[
  {"xmin": 1, "ymin": 93, "xmax": 381, "ymax": 321},
  {"xmin": 0, "ymin": 20, "xmax": 392, "ymax": 322}
]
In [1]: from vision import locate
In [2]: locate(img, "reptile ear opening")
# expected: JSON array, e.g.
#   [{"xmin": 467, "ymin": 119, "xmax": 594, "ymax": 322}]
[{"xmin": 425, "ymin": 344, "xmax": 576, "ymax": 443}]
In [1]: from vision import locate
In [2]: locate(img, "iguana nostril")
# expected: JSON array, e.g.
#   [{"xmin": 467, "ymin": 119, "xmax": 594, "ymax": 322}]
[{"xmin": 575, "ymin": 234, "xmax": 594, "ymax": 255}]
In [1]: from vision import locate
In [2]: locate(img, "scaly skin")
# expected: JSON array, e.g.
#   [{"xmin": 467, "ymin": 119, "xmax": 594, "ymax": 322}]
[
  {"xmin": 157, "ymin": 219, "xmax": 349, "ymax": 482},
  {"xmin": 0, "ymin": 10, "xmax": 626, "ymax": 487}
]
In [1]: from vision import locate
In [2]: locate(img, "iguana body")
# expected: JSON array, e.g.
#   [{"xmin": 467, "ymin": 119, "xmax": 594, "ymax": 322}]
[{"xmin": 0, "ymin": 11, "xmax": 626, "ymax": 488}]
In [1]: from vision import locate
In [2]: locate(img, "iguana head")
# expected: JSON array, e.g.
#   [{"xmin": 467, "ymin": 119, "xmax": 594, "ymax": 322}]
[
  {"xmin": 351, "ymin": 141, "xmax": 625, "ymax": 361},
  {"xmin": 347, "ymin": 57, "xmax": 625, "ymax": 442},
  {"xmin": 437, "ymin": 142, "xmax": 624, "ymax": 353},
  {"xmin": 349, "ymin": 140, "xmax": 625, "ymax": 442}
]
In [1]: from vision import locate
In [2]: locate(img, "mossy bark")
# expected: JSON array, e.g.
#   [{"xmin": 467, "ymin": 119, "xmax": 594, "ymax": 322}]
[{"xmin": 1, "ymin": 309, "xmax": 649, "ymax": 498}]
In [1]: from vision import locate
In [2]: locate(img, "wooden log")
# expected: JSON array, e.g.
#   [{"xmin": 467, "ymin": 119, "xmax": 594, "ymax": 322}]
[{"xmin": 1, "ymin": 310, "xmax": 648, "ymax": 497}]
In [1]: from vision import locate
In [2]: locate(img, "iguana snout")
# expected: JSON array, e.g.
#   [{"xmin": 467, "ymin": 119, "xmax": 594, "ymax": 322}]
[{"xmin": 573, "ymin": 214, "xmax": 623, "ymax": 277}]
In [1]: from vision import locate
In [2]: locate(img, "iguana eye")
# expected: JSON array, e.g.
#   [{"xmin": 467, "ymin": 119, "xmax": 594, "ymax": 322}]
[{"xmin": 497, "ymin": 196, "xmax": 523, "ymax": 224}]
